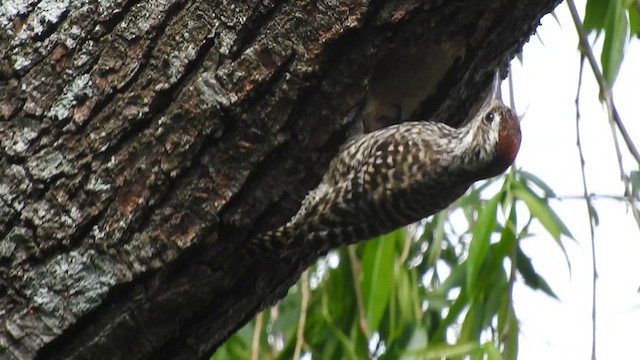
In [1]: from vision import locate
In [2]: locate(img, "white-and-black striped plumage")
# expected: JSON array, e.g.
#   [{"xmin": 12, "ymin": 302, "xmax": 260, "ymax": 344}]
[{"xmin": 253, "ymin": 83, "xmax": 521, "ymax": 261}]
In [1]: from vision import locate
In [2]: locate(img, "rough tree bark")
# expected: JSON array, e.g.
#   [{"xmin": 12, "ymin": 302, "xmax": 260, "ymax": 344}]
[{"xmin": 0, "ymin": 0, "xmax": 559, "ymax": 358}]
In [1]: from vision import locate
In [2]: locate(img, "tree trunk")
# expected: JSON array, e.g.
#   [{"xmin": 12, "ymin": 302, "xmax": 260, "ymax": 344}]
[{"xmin": 0, "ymin": 0, "xmax": 558, "ymax": 358}]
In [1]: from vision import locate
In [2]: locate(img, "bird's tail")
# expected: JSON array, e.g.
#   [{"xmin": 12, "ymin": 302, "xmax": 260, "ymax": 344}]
[{"xmin": 245, "ymin": 226, "xmax": 295, "ymax": 263}]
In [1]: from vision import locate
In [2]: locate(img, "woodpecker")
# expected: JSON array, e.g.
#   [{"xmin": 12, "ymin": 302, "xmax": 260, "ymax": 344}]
[{"xmin": 252, "ymin": 72, "xmax": 521, "ymax": 261}]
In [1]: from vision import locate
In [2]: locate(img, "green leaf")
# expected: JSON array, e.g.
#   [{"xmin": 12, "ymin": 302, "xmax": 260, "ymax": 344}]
[
  {"xmin": 383, "ymin": 324, "xmax": 423, "ymax": 360},
  {"xmin": 482, "ymin": 267, "xmax": 509, "ymax": 328},
  {"xmin": 458, "ymin": 178, "xmax": 498, "ymax": 208},
  {"xmin": 512, "ymin": 186, "xmax": 573, "ymax": 241},
  {"xmin": 516, "ymin": 248, "xmax": 559, "ymax": 299},
  {"xmin": 434, "ymin": 285, "xmax": 468, "ymax": 340},
  {"xmin": 482, "ymin": 341, "xmax": 502, "ymax": 360},
  {"xmin": 320, "ymin": 290, "xmax": 360, "ymax": 360},
  {"xmin": 362, "ymin": 231, "xmax": 397, "ymax": 332},
  {"xmin": 517, "ymin": 170, "xmax": 556, "ymax": 197},
  {"xmin": 460, "ymin": 299, "xmax": 484, "ymax": 341},
  {"xmin": 629, "ymin": 4, "xmax": 640, "ymax": 37},
  {"xmin": 466, "ymin": 193, "xmax": 501, "ymax": 297},
  {"xmin": 503, "ymin": 307, "xmax": 520, "ymax": 360},
  {"xmin": 395, "ymin": 265, "xmax": 415, "ymax": 327},
  {"xmin": 584, "ymin": 0, "xmax": 610, "ymax": 33},
  {"xmin": 402, "ymin": 341, "xmax": 479, "ymax": 358},
  {"xmin": 424, "ymin": 212, "xmax": 447, "ymax": 267},
  {"xmin": 436, "ymin": 258, "xmax": 465, "ymax": 292},
  {"xmin": 512, "ymin": 184, "xmax": 573, "ymax": 274},
  {"xmin": 602, "ymin": 0, "xmax": 628, "ymax": 85},
  {"xmin": 395, "ymin": 325, "xmax": 428, "ymax": 360}
]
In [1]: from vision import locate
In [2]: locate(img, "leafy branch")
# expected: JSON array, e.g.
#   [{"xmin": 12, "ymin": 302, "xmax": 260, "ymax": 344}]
[{"xmin": 567, "ymin": 0, "xmax": 640, "ymax": 229}]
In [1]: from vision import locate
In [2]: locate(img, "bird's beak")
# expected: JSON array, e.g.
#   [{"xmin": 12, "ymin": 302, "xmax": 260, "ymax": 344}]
[
  {"xmin": 475, "ymin": 70, "xmax": 503, "ymax": 115},
  {"xmin": 491, "ymin": 69, "xmax": 503, "ymax": 102}
]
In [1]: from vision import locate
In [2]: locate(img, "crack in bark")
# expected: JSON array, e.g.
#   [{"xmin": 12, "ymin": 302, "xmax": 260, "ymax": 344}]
[
  {"xmin": 227, "ymin": 0, "xmax": 286, "ymax": 61},
  {"xmin": 93, "ymin": 0, "xmax": 144, "ymax": 38},
  {"xmin": 76, "ymin": 0, "xmax": 189, "ymax": 153}
]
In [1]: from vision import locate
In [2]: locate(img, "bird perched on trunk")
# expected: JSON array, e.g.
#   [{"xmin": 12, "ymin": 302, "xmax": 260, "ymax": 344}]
[{"xmin": 252, "ymin": 72, "xmax": 521, "ymax": 261}]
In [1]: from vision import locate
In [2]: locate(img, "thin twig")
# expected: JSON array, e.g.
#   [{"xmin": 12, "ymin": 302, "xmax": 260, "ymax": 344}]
[
  {"xmin": 566, "ymin": 0, "xmax": 640, "ymax": 232},
  {"xmin": 347, "ymin": 246, "xmax": 371, "ymax": 358},
  {"xmin": 574, "ymin": 53, "xmax": 598, "ymax": 360},
  {"xmin": 604, "ymin": 110, "xmax": 640, "ymax": 229},
  {"xmin": 476, "ymin": 194, "xmax": 631, "ymax": 203},
  {"xmin": 293, "ymin": 270, "xmax": 310, "ymax": 360},
  {"xmin": 251, "ymin": 312, "xmax": 264, "ymax": 360},
  {"xmin": 544, "ymin": 194, "xmax": 631, "ymax": 201},
  {"xmin": 566, "ymin": 0, "xmax": 640, "ymax": 164}
]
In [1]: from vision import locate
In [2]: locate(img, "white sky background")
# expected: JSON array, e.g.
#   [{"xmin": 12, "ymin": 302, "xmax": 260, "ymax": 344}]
[{"xmin": 507, "ymin": 1, "xmax": 640, "ymax": 359}]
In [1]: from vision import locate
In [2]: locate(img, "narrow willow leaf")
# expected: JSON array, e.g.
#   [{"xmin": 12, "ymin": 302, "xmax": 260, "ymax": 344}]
[
  {"xmin": 495, "ymin": 195, "xmax": 517, "ymax": 259},
  {"xmin": 512, "ymin": 186, "xmax": 573, "ymax": 272},
  {"xmin": 408, "ymin": 267, "xmax": 422, "ymax": 320},
  {"xmin": 385, "ymin": 326, "xmax": 424, "ymax": 360},
  {"xmin": 470, "ymin": 348, "xmax": 484, "ymax": 360},
  {"xmin": 517, "ymin": 248, "xmax": 559, "ymax": 299},
  {"xmin": 458, "ymin": 177, "xmax": 498, "ymax": 208},
  {"xmin": 602, "ymin": 0, "xmax": 628, "ymax": 85},
  {"xmin": 584, "ymin": 0, "xmax": 610, "ymax": 32},
  {"xmin": 460, "ymin": 300, "xmax": 484, "ymax": 341},
  {"xmin": 630, "ymin": 4, "xmax": 640, "ymax": 37},
  {"xmin": 436, "ymin": 260, "xmax": 467, "ymax": 295},
  {"xmin": 425, "ymin": 212, "xmax": 447, "ymax": 267},
  {"xmin": 348, "ymin": 320, "xmax": 369, "ymax": 359},
  {"xmin": 504, "ymin": 308, "xmax": 519, "ymax": 360},
  {"xmin": 394, "ymin": 325, "xmax": 427, "ymax": 360},
  {"xmin": 466, "ymin": 193, "xmax": 501, "ymax": 297},
  {"xmin": 320, "ymin": 292, "xmax": 360, "ymax": 360},
  {"xmin": 362, "ymin": 232, "xmax": 396, "ymax": 332},
  {"xmin": 385, "ymin": 268, "xmax": 398, "ymax": 345},
  {"xmin": 395, "ymin": 264, "xmax": 414, "ymax": 328},
  {"xmin": 482, "ymin": 341, "xmax": 502, "ymax": 360},
  {"xmin": 306, "ymin": 253, "xmax": 362, "ymax": 359},
  {"xmin": 434, "ymin": 288, "xmax": 468, "ymax": 340},
  {"xmin": 512, "ymin": 186, "xmax": 573, "ymax": 240},
  {"xmin": 423, "ymin": 292, "xmax": 450, "ymax": 312},
  {"xmin": 517, "ymin": 170, "xmax": 556, "ymax": 197},
  {"xmin": 324, "ymin": 252, "xmax": 350, "ymax": 317},
  {"xmin": 482, "ymin": 269, "xmax": 509, "ymax": 328},
  {"xmin": 402, "ymin": 341, "xmax": 479, "ymax": 358}
]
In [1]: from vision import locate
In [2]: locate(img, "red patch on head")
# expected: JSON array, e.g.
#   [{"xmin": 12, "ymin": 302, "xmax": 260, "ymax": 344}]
[
  {"xmin": 497, "ymin": 108, "xmax": 521, "ymax": 166},
  {"xmin": 475, "ymin": 107, "xmax": 521, "ymax": 180}
]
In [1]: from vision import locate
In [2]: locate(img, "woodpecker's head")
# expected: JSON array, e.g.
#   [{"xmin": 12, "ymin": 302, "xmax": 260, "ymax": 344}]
[
  {"xmin": 472, "ymin": 100, "xmax": 521, "ymax": 178},
  {"xmin": 460, "ymin": 73, "xmax": 521, "ymax": 180}
]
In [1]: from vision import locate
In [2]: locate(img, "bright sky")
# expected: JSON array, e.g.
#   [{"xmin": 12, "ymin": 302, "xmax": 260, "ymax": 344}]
[{"xmin": 507, "ymin": 1, "xmax": 640, "ymax": 359}]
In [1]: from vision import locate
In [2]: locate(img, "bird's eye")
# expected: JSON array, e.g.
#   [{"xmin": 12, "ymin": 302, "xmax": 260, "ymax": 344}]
[{"xmin": 484, "ymin": 112, "xmax": 495, "ymax": 124}]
